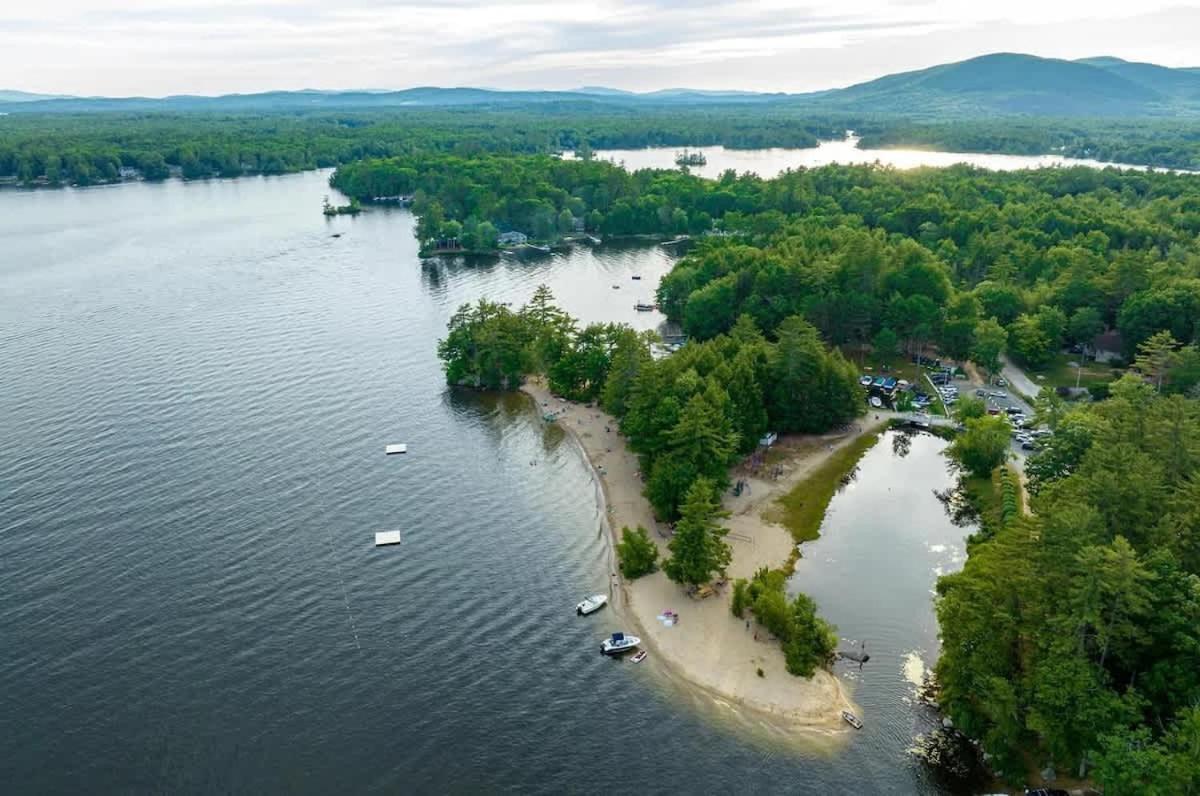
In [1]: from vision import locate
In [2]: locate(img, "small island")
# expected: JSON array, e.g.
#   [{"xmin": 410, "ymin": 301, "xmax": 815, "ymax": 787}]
[
  {"xmin": 322, "ymin": 195, "xmax": 362, "ymax": 217},
  {"xmin": 674, "ymin": 149, "xmax": 707, "ymax": 167}
]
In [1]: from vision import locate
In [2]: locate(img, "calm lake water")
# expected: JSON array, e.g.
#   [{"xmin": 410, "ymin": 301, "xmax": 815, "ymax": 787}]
[
  {"xmin": 579, "ymin": 135, "xmax": 1173, "ymax": 178},
  {"xmin": 793, "ymin": 431, "xmax": 973, "ymax": 788},
  {"xmin": 2, "ymin": 170, "xmax": 971, "ymax": 794}
]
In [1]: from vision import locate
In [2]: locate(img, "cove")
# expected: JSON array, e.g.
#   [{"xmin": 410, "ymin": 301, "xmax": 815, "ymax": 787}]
[{"xmin": 789, "ymin": 429, "xmax": 977, "ymax": 789}]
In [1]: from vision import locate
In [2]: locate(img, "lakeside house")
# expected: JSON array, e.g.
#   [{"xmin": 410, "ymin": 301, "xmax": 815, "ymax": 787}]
[
  {"xmin": 498, "ymin": 231, "xmax": 528, "ymax": 245},
  {"xmin": 1090, "ymin": 330, "xmax": 1124, "ymax": 363}
]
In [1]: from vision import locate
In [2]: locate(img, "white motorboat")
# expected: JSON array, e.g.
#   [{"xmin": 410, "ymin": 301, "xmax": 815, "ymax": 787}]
[
  {"xmin": 576, "ymin": 594, "xmax": 608, "ymax": 616},
  {"xmin": 600, "ymin": 632, "xmax": 640, "ymax": 655}
]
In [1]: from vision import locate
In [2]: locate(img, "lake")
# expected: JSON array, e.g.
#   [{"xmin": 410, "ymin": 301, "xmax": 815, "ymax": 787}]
[
  {"xmin": 1, "ymin": 170, "xmax": 970, "ymax": 793},
  {"xmin": 574, "ymin": 134, "xmax": 1176, "ymax": 178}
]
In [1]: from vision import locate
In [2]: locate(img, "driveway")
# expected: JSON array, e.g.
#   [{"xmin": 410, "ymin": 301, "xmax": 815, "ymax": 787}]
[{"xmin": 1000, "ymin": 354, "xmax": 1042, "ymax": 402}]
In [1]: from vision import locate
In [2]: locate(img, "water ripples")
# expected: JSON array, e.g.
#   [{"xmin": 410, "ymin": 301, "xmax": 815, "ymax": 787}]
[{"xmin": 1, "ymin": 171, "xmax": 960, "ymax": 795}]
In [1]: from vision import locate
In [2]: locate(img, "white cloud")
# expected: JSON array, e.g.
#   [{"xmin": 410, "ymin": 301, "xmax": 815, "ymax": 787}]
[{"xmin": 3, "ymin": 1, "xmax": 1199, "ymax": 95}]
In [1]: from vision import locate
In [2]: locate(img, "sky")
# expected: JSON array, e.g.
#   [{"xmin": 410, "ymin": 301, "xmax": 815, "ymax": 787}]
[{"xmin": 5, "ymin": 1, "xmax": 1200, "ymax": 96}]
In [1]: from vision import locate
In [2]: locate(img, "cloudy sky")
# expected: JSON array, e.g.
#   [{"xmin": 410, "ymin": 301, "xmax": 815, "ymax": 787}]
[{"xmin": 6, "ymin": 1, "xmax": 1200, "ymax": 96}]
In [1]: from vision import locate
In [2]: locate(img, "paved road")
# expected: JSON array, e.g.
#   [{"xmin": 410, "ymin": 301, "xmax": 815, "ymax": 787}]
[{"xmin": 1000, "ymin": 354, "xmax": 1042, "ymax": 401}]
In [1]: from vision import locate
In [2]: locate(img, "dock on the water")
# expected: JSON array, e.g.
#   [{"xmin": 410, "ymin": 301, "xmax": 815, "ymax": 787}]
[
  {"xmin": 375, "ymin": 531, "xmax": 402, "ymax": 546},
  {"xmin": 385, "ymin": 444, "xmax": 408, "ymax": 455}
]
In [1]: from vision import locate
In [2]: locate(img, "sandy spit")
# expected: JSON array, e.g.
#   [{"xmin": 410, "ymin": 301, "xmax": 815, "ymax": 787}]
[{"xmin": 523, "ymin": 378, "xmax": 892, "ymax": 731}]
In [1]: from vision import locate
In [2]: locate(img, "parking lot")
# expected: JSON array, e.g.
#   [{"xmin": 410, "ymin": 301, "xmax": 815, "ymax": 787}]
[{"xmin": 927, "ymin": 371, "xmax": 1044, "ymax": 460}]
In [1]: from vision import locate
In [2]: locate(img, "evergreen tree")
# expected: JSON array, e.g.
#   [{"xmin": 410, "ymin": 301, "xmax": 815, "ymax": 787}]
[{"xmin": 663, "ymin": 478, "xmax": 731, "ymax": 586}]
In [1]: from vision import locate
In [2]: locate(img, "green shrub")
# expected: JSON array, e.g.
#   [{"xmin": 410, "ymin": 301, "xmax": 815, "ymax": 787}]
[
  {"xmin": 616, "ymin": 525, "xmax": 659, "ymax": 579},
  {"xmin": 742, "ymin": 567, "xmax": 837, "ymax": 678},
  {"xmin": 731, "ymin": 578, "xmax": 750, "ymax": 618}
]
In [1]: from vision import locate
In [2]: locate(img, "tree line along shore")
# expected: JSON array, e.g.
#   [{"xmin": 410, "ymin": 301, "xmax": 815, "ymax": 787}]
[
  {"xmin": 5, "ymin": 108, "xmax": 1200, "ymax": 189},
  {"xmin": 429, "ymin": 147, "xmax": 1200, "ymax": 790}
]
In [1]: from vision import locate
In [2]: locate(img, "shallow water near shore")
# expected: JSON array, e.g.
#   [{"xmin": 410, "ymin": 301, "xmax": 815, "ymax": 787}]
[{"xmin": 3, "ymin": 170, "xmax": 968, "ymax": 793}]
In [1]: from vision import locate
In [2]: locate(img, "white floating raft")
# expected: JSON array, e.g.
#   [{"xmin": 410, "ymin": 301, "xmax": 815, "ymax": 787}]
[
  {"xmin": 374, "ymin": 531, "xmax": 402, "ymax": 546},
  {"xmin": 384, "ymin": 444, "xmax": 408, "ymax": 455}
]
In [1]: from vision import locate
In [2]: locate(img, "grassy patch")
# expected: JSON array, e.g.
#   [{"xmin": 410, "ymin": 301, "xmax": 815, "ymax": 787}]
[
  {"xmin": 837, "ymin": 344, "xmax": 923, "ymax": 384},
  {"xmin": 1026, "ymin": 353, "xmax": 1121, "ymax": 391},
  {"xmin": 768, "ymin": 430, "xmax": 881, "ymax": 544}
]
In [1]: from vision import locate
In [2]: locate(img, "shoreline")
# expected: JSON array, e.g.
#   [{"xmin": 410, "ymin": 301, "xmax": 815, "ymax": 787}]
[{"xmin": 523, "ymin": 378, "xmax": 892, "ymax": 730}]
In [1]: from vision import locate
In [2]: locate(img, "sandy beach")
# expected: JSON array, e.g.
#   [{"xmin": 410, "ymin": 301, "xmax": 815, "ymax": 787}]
[{"xmin": 524, "ymin": 378, "xmax": 892, "ymax": 730}]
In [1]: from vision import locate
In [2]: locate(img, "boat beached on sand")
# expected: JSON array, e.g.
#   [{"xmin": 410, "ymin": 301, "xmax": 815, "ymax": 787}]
[
  {"xmin": 842, "ymin": 710, "xmax": 863, "ymax": 729},
  {"xmin": 576, "ymin": 594, "xmax": 608, "ymax": 616},
  {"xmin": 601, "ymin": 632, "xmax": 640, "ymax": 655}
]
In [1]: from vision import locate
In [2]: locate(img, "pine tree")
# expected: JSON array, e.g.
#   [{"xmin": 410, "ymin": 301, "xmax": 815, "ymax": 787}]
[
  {"xmin": 1133, "ymin": 330, "xmax": 1180, "ymax": 393},
  {"xmin": 663, "ymin": 478, "xmax": 731, "ymax": 586}
]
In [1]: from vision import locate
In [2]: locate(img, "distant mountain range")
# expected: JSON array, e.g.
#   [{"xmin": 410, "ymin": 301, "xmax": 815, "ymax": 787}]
[
  {"xmin": 0, "ymin": 89, "xmax": 74, "ymax": 103},
  {"xmin": 817, "ymin": 53, "xmax": 1200, "ymax": 116},
  {"xmin": 4, "ymin": 53, "xmax": 1200, "ymax": 117}
]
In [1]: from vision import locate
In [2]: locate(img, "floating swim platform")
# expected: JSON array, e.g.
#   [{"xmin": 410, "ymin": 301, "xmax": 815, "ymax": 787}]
[
  {"xmin": 374, "ymin": 531, "xmax": 402, "ymax": 546},
  {"xmin": 385, "ymin": 444, "xmax": 407, "ymax": 455}
]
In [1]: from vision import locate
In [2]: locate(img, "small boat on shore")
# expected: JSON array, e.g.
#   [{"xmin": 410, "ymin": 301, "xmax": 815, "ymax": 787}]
[
  {"xmin": 869, "ymin": 396, "xmax": 883, "ymax": 409},
  {"xmin": 576, "ymin": 594, "xmax": 608, "ymax": 616},
  {"xmin": 631, "ymin": 274, "xmax": 642, "ymax": 280},
  {"xmin": 601, "ymin": 632, "xmax": 640, "ymax": 655},
  {"xmin": 634, "ymin": 302, "xmax": 655, "ymax": 312},
  {"xmin": 842, "ymin": 710, "xmax": 863, "ymax": 729},
  {"xmin": 630, "ymin": 650, "xmax": 647, "ymax": 663}
]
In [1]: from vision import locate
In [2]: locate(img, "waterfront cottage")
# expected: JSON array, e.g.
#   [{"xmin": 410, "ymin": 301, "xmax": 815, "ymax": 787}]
[{"xmin": 498, "ymin": 231, "xmax": 528, "ymax": 245}]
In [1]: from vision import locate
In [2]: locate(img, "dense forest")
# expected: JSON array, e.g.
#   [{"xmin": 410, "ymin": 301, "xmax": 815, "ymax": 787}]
[
  {"xmin": 4, "ymin": 104, "xmax": 1200, "ymax": 190},
  {"xmin": 361, "ymin": 151, "xmax": 1200, "ymax": 373},
  {"xmin": 427, "ymin": 153, "xmax": 1200, "ymax": 787},
  {"xmin": 939, "ymin": 379, "xmax": 1200, "ymax": 789},
  {"xmin": 0, "ymin": 108, "xmax": 837, "ymax": 187},
  {"xmin": 438, "ymin": 288, "xmax": 861, "ymax": 519}
]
